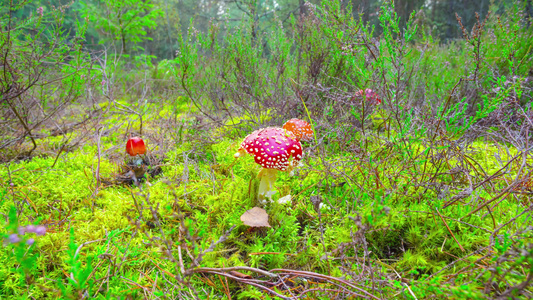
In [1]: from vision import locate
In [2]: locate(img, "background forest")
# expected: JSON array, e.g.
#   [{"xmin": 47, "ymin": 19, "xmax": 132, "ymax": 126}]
[
  {"xmin": 8, "ymin": 0, "xmax": 530, "ymax": 59},
  {"xmin": 1, "ymin": 0, "xmax": 533, "ymax": 299}
]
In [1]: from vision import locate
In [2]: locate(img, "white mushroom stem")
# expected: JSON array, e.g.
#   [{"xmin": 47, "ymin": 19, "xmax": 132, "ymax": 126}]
[
  {"xmin": 234, "ymin": 148, "xmax": 246, "ymax": 158},
  {"xmin": 257, "ymin": 168, "xmax": 278, "ymax": 202}
]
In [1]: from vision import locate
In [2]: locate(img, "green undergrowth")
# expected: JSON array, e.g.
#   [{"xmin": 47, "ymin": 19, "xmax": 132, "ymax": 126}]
[
  {"xmin": 0, "ymin": 123, "xmax": 530, "ymax": 299},
  {"xmin": 1, "ymin": 0, "xmax": 532, "ymax": 298}
]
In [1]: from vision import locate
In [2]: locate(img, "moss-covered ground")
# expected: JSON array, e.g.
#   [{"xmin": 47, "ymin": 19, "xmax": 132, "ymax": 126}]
[{"xmin": 0, "ymin": 98, "xmax": 531, "ymax": 299}]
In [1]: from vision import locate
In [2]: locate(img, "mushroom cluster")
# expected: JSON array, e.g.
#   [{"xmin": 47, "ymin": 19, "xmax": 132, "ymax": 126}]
[{"xmin": 235, "ymin": 119, "xmax": 313, "ymax": 204}]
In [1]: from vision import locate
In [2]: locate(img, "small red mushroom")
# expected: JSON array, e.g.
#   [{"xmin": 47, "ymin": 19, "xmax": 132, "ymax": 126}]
[
  {"xmin": 282, "ymin": 118, "xmax": 314, "ymax": 142},
  {"xmin": 353, "ymin": 88, "xmax": 381, "ymax": 105},
  {"xmin": 234, "ymin": 127, "xmax": 303, "ymax": 202},
  {"xmin": 126, "ymin": 137, "xmax": 146, "ymax": 156}
]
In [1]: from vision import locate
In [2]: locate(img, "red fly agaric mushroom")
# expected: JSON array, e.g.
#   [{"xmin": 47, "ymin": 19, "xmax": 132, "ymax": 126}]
[
  {"xmin": 126, "ymin": 137, "xmax": 146, "ymax": 156},
  {"xmin": 282, "ymin": 118, "xmax": 314, "ymax": 142},
  {"xmin": 353, "ymin": 88, "xmax": 381, "ymax": 105},
  {"xmin": 234, "ymin": 127, "xmax": 303, "ymax": 203}
]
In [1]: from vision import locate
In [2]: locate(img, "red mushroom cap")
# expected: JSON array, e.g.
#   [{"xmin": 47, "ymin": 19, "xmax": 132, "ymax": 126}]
[
  {"xmin": 238, "ymin": 127, "xmax": 303, "ymax": 171},
  {"xmin": 353, "ymin": 89, "xmax": 381, "ymax": 105},
  {"xmin": 126, "ymin": 137, "xmax": 146, "ymax": 156},
  {"xmin": 282, "ymin": 118, "xmax": 314, "ymax": 142}
]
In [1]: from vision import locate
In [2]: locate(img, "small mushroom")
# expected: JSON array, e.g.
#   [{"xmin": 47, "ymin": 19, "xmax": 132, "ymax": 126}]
[
  {"xmin": 126, "ymin": 137, "xmax": 146, "ymax": 156},
  {"xmin": 282, "ymin": 118, "xmax": 314, "ymax": 142},
  {"xmin": 124, "ymin": 137, "xmax": 148, "ymax": 186},
  {"xmin": 352, "ymin": 89, "xmax": 381, "ymax": 105},
  {"xmin": 234, "ymin": 127, "xmax": 303, "ymax": 203}
]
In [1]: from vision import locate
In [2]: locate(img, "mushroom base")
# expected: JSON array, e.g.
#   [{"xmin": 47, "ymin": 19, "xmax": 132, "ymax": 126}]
[
  {"xmin": 257, "ymin": 168, "xmax": 278, "ymax": 204},
  {"xmin": 234, "ymin": 148, "xmax": 246, "ymax": 158}
]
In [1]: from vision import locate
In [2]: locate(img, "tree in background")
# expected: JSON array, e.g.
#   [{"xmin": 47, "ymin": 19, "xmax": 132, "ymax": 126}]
[
  {"xmin": 80, "ymin": 0, "xmax": 163, "ymax": 54},
  {"xmin": 71, "ymin": 0, "xmax": 530, "ymax": 60}
]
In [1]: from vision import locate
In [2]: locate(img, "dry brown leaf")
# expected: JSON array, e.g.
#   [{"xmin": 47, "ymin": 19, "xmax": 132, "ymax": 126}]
[{"xmin": 240, "ymin": 207, "xmax": 271, "ymax": 227}]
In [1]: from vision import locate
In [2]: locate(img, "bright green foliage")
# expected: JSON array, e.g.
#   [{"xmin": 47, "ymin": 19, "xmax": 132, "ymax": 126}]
[{"xmin": 79, "ymin": 0, "xmax": 163, "ymax": 54}]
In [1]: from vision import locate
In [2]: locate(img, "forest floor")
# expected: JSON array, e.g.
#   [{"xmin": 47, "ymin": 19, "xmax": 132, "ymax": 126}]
[{"xmin": 1, "ymin": 96, "xmax": 532, "ymax": 299}]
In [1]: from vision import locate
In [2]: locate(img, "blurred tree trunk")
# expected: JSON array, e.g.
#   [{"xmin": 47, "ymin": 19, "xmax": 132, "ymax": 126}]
[
  {"xmin": 352, "ymin": 0, "xmax": 370, "ymax": 23},
  {"xmin": 164, "ymin": 0, "xmax": 173, "ymax": 55},
  {"xmin": 394, "ymin": 0, "xmax": 426, "ymax": 30},
  {"xmin": 299, "ymin": 0, "xmax": 307, "ymax": 16},
  {"xmin": 526, "ymin": 0, "xmax": 533, "ymax": 27}
]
